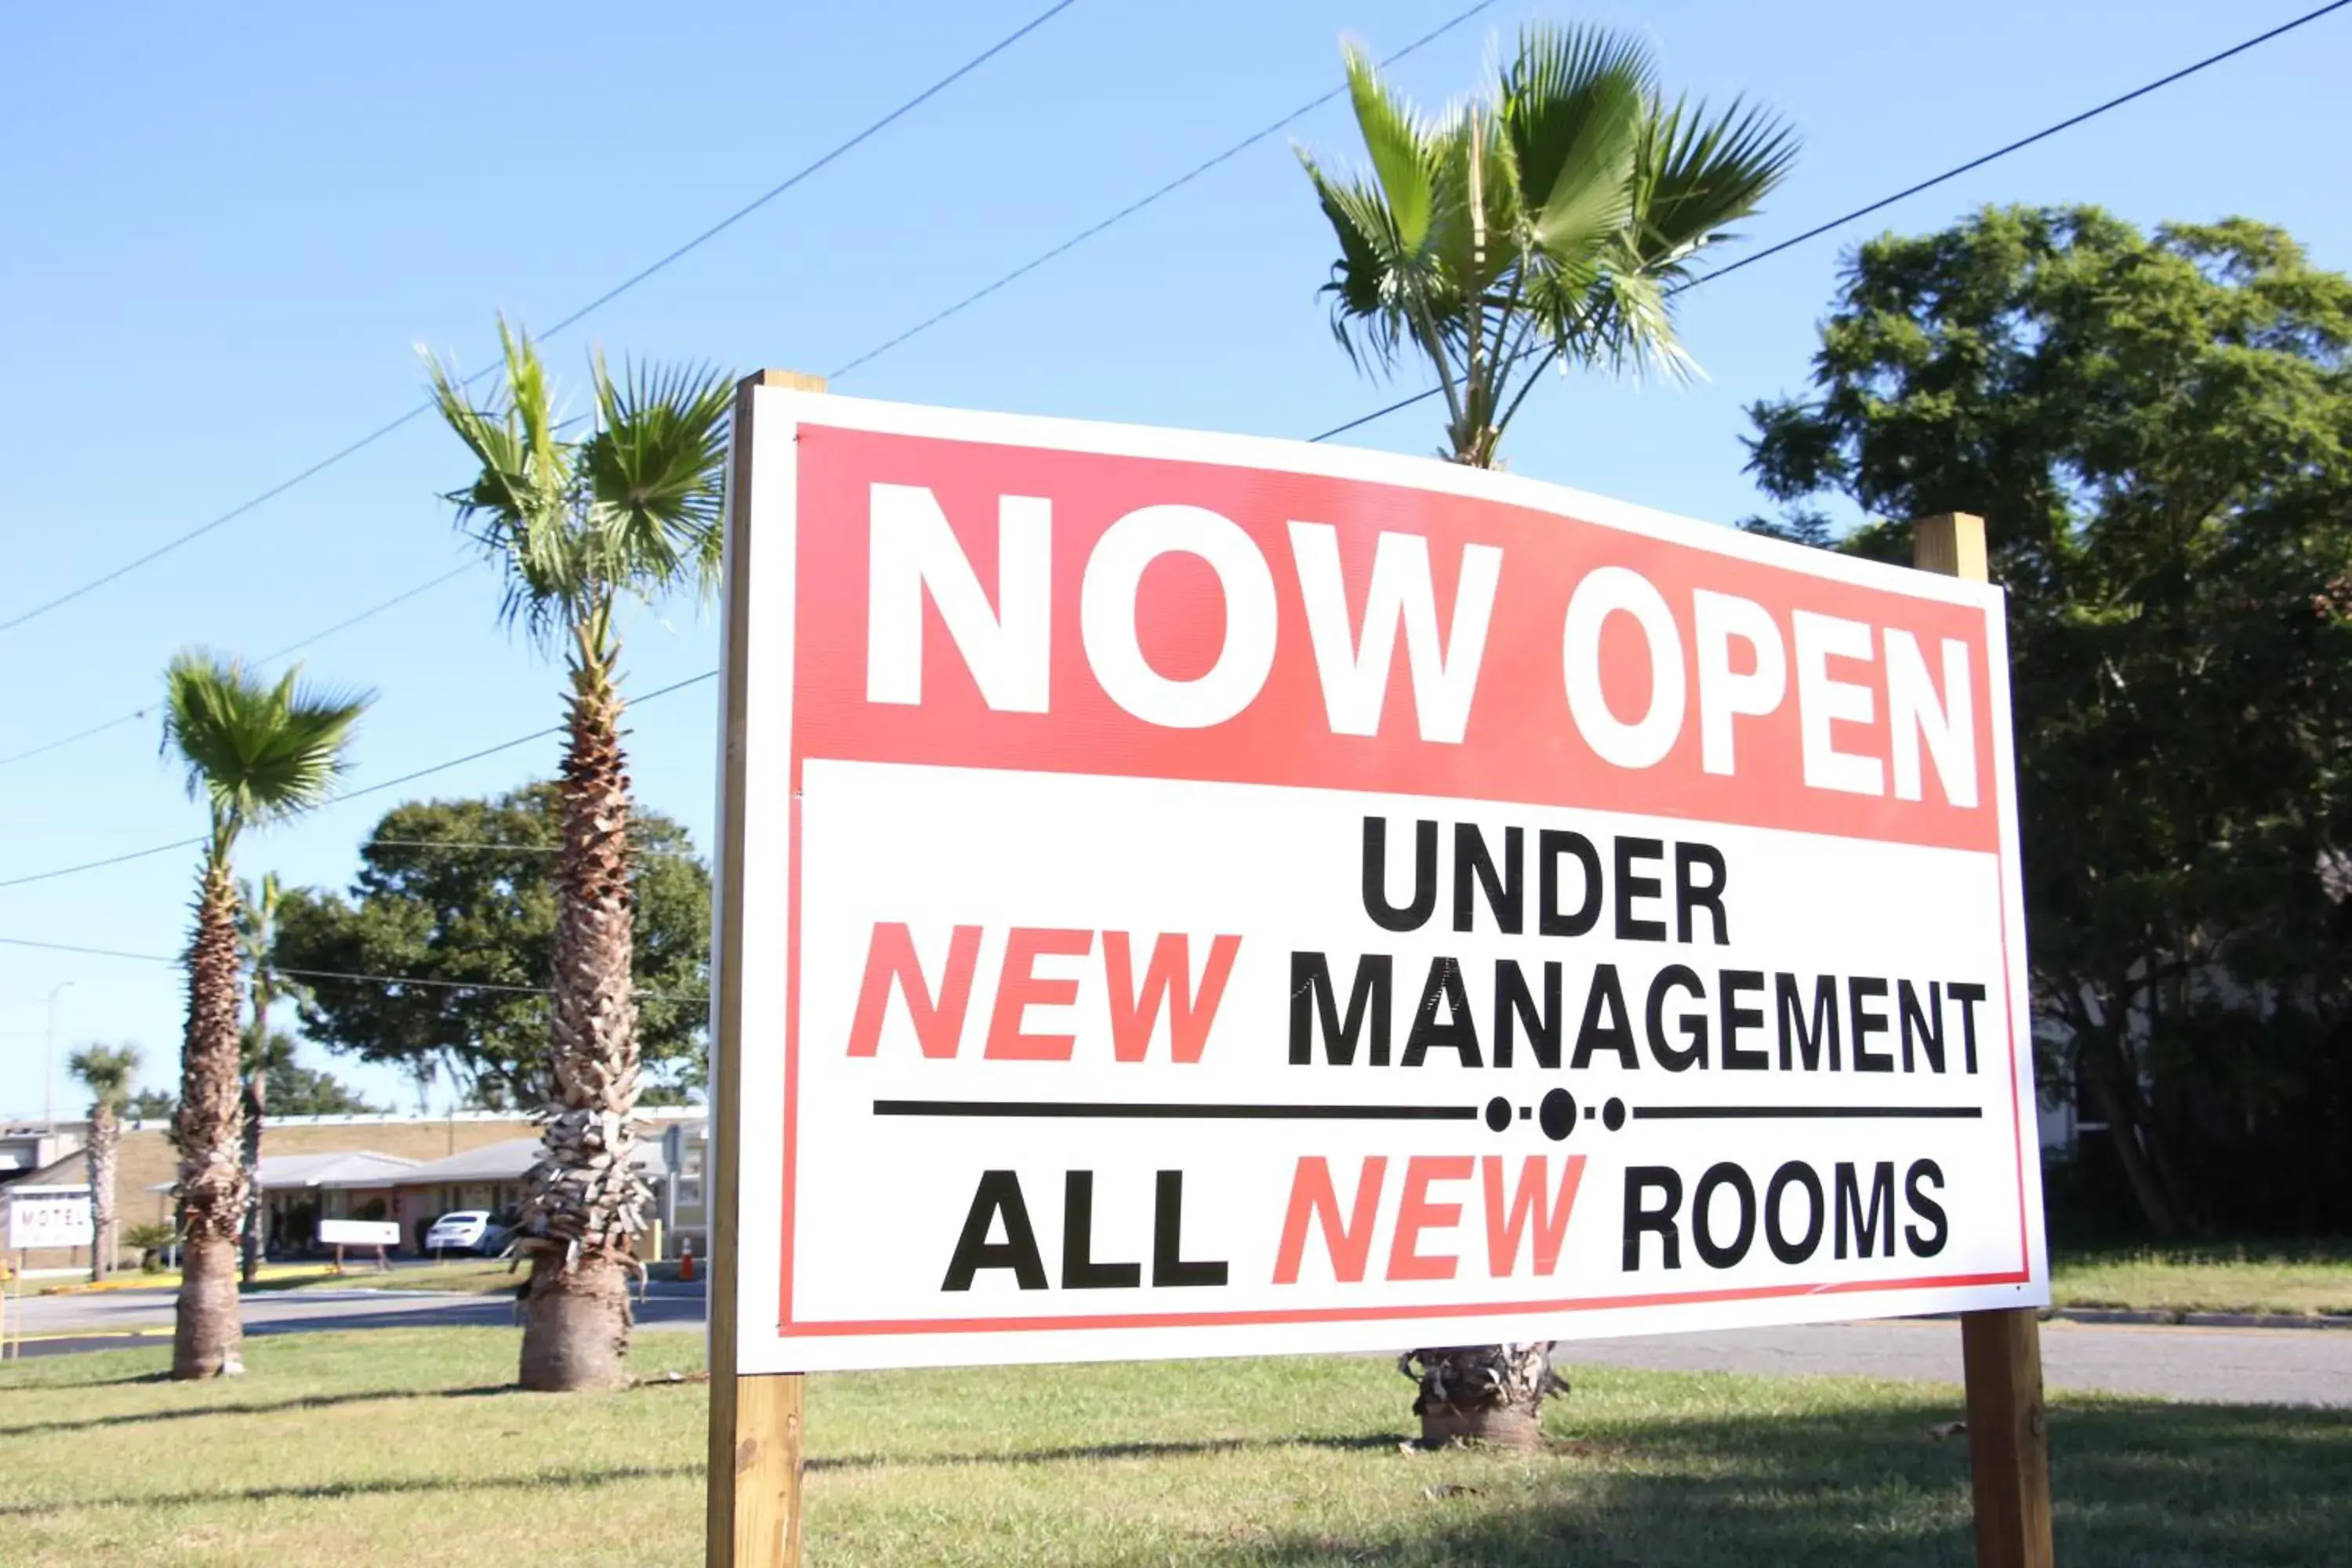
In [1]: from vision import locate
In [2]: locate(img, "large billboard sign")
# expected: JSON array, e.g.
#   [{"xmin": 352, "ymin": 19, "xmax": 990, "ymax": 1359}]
[{"xmin": 715, "ymin": 386, "xmax": 2044, "ymax": 1374}]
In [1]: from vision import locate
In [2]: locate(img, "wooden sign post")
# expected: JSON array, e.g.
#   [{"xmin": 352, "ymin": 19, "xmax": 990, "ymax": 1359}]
[
  {"xmin": 707, "ymin": 369, "xmax": 826, "ymax": 1568},
  {"xmin": 1915, "ymin": 512, "xmax": 2053, "ymax": 1568}
]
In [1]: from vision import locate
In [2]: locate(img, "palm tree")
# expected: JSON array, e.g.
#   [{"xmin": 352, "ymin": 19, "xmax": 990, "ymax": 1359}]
[
  {"xmin": 1301, "ymin": 24, "xmax": 1795, "ymax": 1447},
  {"xmin": 424, "ymin": 319, "xmax": 730, "ymax": 1391},
  {"xmin": 162, "ymin": 653, "xmax": 368, "ymax": 1378},
  {"xmin": 67, "ymin": 1043, "xmax": 141, "ymax": 1282},
  {"xmin": 236, "ymin": 873, "xmax": 292, "ymax": 1283},
  {"xmin": 1299, "ymin": 24, "xmax": 1797, "ymax": 466}
]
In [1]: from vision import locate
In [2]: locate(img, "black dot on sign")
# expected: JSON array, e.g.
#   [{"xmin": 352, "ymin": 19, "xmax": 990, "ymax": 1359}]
[
  {"xmin": 1519, "ymin": 1105, "xmax": 1532, "ymax": 1121},
  {"xmin": 1602, "ymin": 1097, "xmax": 1627, "ymax": 1131},
  {"xmin": 1583, "ymin": 1106, "xmax": 1595, "ymax": 1120},
  {"xmin": 1539, "ymin": 1088, "xmax": 1575, "ymax": 1142},
  {"xmin": 1485, "ymin": 1096, "xmax": 1512, "ymax": 1133}
]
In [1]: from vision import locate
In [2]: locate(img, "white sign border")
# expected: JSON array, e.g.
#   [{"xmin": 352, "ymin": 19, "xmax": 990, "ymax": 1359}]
[{"xmin": 720, "ymin": 387, "xmax": 2045, "ymax": 1374}]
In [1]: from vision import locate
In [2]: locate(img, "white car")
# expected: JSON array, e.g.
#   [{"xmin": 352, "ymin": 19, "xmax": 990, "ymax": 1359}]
[{"xmin": 423, "ymin": 1210, "xmax": 510, "ymax": 1256}]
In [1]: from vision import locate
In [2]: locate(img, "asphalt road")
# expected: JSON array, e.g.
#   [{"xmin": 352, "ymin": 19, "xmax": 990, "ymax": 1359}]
[
  {"xmin": 5, "ymin": 1281, "xmax": 706, "ymax": 1358},
  {"xmin": 1554, "ymin": 1317, "xmax": 2352, "ymax": 1408},
  {"xmin": 10, "ymin": 1286, "xmax": 2348, "ymax": 1406}
]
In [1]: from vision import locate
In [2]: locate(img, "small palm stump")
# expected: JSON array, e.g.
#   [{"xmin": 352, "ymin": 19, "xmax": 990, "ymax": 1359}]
[{"xmin": 1402, "ymin": 1343, "xmax": 1566, "ymax": 1450}]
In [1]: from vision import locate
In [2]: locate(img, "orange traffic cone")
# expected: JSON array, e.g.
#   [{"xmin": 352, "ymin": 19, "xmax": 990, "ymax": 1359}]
[{"xmin": 678, "ymin": 1240, "xmax": 695, "ymax": 1283}]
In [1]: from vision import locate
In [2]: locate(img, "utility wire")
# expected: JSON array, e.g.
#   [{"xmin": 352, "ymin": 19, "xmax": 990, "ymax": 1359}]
[
  {"xmin": 0, "ymin": 935, "xmax": 707, "ymax": 1005},
  {"xmin": 829, "ymin": 0, "xmax": 1497, "ymax": 380},
  {"xmin": 0, "ymin": 565, "xmax": 477, "ymax": 770},
  {"xmin": 0, "ymin": 670, "xmax": 717, "ymax": 890},
  {"xmin": 0, "ymin": 1, "xmax": 1083, "ymax": 639},
  {"xmin": 1306, "ymin": 0, "xmax": 2352, "ymax": 444},
  {"xmin": 12, "ymin": 3, "xmax": 2336, "ymax": 883},
  {"xmin": 7, "ymin": 0, "xmax": 1487, "ymax": 770},
  {"xmin": 364, "ymin": 837, "xmax": 692, "ymax": 857},
  {"xmin": 0, "ymin": 4, "xmax": 1494, "ymax": 779}
]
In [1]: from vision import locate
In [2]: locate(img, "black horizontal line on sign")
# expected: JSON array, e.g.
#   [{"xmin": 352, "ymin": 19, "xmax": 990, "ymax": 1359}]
[
  {"xmin": 871, "ymin": 1100, "xmax": 1479, "ymax": 1121},
  {"xmin": 1631, "ymin": 1105, "xmax": 1984, "ymax": 1120}
]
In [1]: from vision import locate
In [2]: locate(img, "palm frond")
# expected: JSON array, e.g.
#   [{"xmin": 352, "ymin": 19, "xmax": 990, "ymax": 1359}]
[
  {"xmin": 424, "ymin": 321, "xmax": 734, "ymax": 648},
  {"xmin": 421, "ymin": 319, "xmax": 587, "ymax": 644},
  {"xmin": 1634, "ymin": 93, "xmax": 1799, "ymax": 269},
  {"xmin": 1308, "ymin": 154, "xmax": 1449, "ymax": 376},
  {"xmin": 1425, "ymin": 104, "xmax": 1523, "ymax": 301},
  {"xmin": 1298, "ymin": 23, "xmax": 1791, "ymax": 462},
  {"xmin": 1501, "ymin": 22, "xmax": 1650, "ymax": 256},
  {"xmin": 1340, "ymin": 41, "xmax": 1439, "ymax": 250},
  {"xmin": 583, "ymin": 351, "xmax": 732, "ymax": 604},
  {"xmin": 162, "ymin": 652, "xmax": 371, "ymax": 843},
  {"xmin": 68, "ymin": 1043, "xmax": 142, "ymax": 1105}
]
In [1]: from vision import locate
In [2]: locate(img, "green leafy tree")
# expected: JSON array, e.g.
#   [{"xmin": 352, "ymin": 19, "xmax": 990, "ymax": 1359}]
[
  {"xmin": 1300, "ymin": 21, "xmax": 1794, "ymax": 1446},
  {"xmin": 127, "ymin": 1088, "xmax": 176, "ymax": 1123},
  {"xmin": 67, "ymin": 1043, "xmax": 140, "ymax": 1281},
  {"xmin": 1299, "ymin": 23, "xmax": 1795, "ymax": 466},
  {"xmin": 1744, "ymin": 206, "xmax": 2352, "ymax": 1236},
  {"xmin": 274, "ymin": 786, "xmax": 711, "ymax": 1108},
  {"xmin": 424, "ymin": 321, "xmax": 728, "ymax": 1389},
  {"xmin": 242, "ymin": 1029, "xmax": 383, "ymax": 1116},
  {"xmin": 160, "ymin": 652, "xmax": 368, "ymax": 1377}
]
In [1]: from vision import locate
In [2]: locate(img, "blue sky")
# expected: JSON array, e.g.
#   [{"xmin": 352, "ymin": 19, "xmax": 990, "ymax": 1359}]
[{"xmin": 2, "ymin": 0, "xmax": 2346, "ymax": 1116}]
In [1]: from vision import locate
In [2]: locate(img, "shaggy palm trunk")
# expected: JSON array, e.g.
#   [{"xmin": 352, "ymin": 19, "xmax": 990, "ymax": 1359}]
[
  {"xmin": 241, "ymin": 1073, "xmax": 266, "ymax": 1283},
  {"xmin": 1403, "ymin": 1344, "xmax": 1565, "ymax": 1448},
  {"xmin": 85, "ymin": 1103, "xmax": 118, "ymax": 1283},
  {"xmin": 516, "ymin": 649, "xmax": 648, "ymax": 1392},
  {"xmin": 173, "ymin": 858, "xmax": 248, "ymax": 1378}
]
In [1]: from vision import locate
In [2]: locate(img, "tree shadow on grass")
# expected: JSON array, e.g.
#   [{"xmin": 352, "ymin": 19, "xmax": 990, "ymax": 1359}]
[
  {"xmin": 0, "ymin": 1382, "xmax": 515, "ymax": 1441},
  {"xmin": 808, "ymin": 1432, "xmax": 1402, "ymax": 1475},
  {"xmin": 1158, "ymin": 1398, "xmax": 2352, "ymax": 1568},
  {"xmin": 0, "ymin": 1461, "xmax": 701, "ymax": 1518}
]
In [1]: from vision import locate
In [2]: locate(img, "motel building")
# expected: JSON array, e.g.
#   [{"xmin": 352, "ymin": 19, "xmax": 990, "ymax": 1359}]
[{"xmin": 4, "ymin": 1107, "xmax": 702, "ymax": 1274}]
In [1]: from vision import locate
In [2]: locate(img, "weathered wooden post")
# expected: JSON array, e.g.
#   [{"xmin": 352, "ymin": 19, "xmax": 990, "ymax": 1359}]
[
  {"xmin": 1914, "ymin": 510, "xmax": 2054, "ymax": 1568},
  {"xmin": 707, "ymin": 368, "xmax": 827, "ymax": 1568}
]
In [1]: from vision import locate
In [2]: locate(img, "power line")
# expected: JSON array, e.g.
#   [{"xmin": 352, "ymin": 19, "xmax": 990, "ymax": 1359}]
[
  {"xmin": 363, "ymin": 837, "xmax": 692, "ymax": 858},
  {"xmin": 0, "ymin": 709, "xmax": 147, "ymax": 771},
  {"xmin": 1305, "ymin": 0, "xmax": 2352, "ymax": 444},
  {"xmin": 8, "ymin": 0, "xmax": 1490, "ymax": 774},
  {"xmin": 536, "ymin": 1, "xmax": 1083, "ymax": 347},
  {"xmin": 0, "ymin": 1, "xmax": 1083, "ymax": 640},
  {"xmin": 0, "ymin": 670, "xmax": 717, "ymax": 890},
  {"xmin": 255, "ymin": 566, "xmax": 477, "ymax": 665},
  {"xmin": 0, "ymin": 565, "xmax": 477, "ymax": 771},
  {"xmin": 829, "ymin": 0, "xmax": 1498, "ymax": 380},
  {"xmin": 14, "ymin": 3, "xmax": 2336, "ymax": 890},
  {"xmin": 0, "ymin": 935, "xmax": 707, "ymax": 1006}
]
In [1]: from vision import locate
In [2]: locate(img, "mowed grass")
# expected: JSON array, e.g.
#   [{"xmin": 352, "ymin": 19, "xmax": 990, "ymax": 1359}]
[
  {"xmin": 3, "ymin": 1330, "xmax": 2347, "ymax": 1566},
  {"xmin": 2051, "ymin": 1242, "xmax": 2352, "ymax": 1317},
  {"xmin": 270, "ymin": 1259, "xmax": 524, "ymax": 1294}
]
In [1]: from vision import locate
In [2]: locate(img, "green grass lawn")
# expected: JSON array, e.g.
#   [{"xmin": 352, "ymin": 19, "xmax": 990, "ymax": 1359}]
[
  {"xmin": 266, "ymin": 1259, "xmax": 525, "ymax": 1294},
  {"xmin": 2050, "ymin": 1242, "xmax": 2352, "ymax": 1317},
  {"xmin": 2, "ymin": 1328, "xmax": 2344, "ymax": 1566}
]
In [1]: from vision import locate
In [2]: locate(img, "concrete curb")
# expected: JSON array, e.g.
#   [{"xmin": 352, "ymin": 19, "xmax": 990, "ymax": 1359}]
[{"xmin": 2042, "ymin": 1306, "xmax": 2352, "ymax": 1332}]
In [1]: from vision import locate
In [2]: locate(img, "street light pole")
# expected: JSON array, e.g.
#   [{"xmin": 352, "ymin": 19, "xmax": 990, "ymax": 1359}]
[{"xmin": 44, "ymin": 980, "xmax": 74, "ymax": 1131}]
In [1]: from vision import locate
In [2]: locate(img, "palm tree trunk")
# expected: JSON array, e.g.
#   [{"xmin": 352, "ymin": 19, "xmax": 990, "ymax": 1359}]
[
  {"xmin": 1404, "ymin": 1343, "xmax": 1564, "ymax": 1449},
  {"xmin": 86, "ymin": 1103, "xmax": 118, "ymax": 1283},
  {"xmin": 173, "ymin": 858, "xmax": 248, "ymax": 1378},
  {"xmin": 241, "ymin": 1073, "xmax": 266, "ymax": 1283},
  {"xmin": 517, "ymin": 651, "xmax": 648, "ymax": 1392}
]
